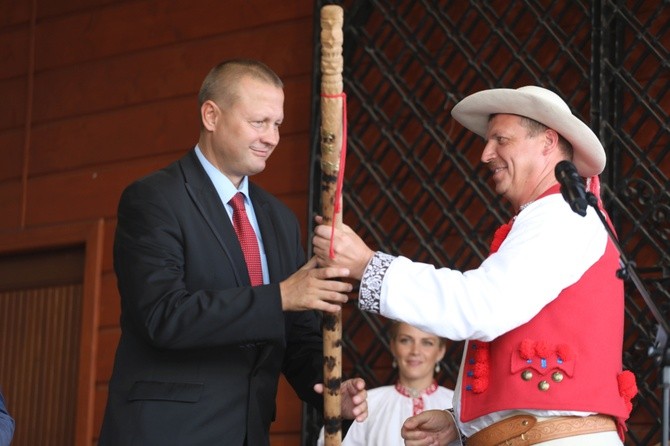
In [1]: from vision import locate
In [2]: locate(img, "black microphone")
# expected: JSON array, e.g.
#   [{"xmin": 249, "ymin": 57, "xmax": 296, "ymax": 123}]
[{"xmin": 554, "ymin": 160, "xmax": 588, "ymax": 216}]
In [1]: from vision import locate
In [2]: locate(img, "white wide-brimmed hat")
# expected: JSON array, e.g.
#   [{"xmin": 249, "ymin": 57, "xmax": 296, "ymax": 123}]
[{"xmin": 451, "ymin": 86, "xmax": 606, "ymax": 177}]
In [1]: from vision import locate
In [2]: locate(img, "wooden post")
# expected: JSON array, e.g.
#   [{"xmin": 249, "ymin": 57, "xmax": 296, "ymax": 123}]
[{"xmin": 320, "ymin": 4, "xmax": 345, "ymax": 446}]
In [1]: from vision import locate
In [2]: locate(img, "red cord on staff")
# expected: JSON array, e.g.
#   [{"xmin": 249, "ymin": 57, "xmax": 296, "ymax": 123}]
[{"xmin": 320, "ymin": 92, "xmax": 347, "ymax": 259}]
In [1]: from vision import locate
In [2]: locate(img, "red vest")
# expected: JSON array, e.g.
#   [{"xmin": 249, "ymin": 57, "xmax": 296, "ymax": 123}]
[{"xmin": 460, "ymin": 221, "xmax": 635, "ymax": 436}]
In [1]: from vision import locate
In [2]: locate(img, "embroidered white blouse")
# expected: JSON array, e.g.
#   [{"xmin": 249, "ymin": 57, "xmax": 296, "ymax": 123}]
[{"xmin": 317, "ymin": 383, "xmax": 454, "ymax": 446}]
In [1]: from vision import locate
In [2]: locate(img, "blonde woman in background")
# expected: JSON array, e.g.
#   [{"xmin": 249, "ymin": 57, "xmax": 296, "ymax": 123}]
[{"xmin": 319, "ymin": 321, "xmax": 454, "ymax": 445}]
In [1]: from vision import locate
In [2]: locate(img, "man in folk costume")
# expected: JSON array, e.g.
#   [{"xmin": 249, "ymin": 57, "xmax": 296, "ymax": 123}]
[{"xmin": 313, "ymin": 86, "xmax": 637, "ymax": 445}]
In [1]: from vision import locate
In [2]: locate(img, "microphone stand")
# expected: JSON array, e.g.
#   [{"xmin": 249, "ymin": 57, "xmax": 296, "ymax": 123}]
[{"xmin": 586, "ymin": 192, "xmax": 670, "ymax": 445}]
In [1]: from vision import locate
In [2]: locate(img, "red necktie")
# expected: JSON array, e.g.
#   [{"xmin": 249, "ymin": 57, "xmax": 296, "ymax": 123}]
[{"xmin": 229, "ymin": 192, "xmax": 263, "ymax": 286}]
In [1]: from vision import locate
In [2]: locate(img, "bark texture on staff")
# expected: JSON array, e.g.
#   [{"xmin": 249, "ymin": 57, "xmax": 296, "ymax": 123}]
[{"xmin": 320, "ymin": 5, "xmax": 344, "ymax": 446}]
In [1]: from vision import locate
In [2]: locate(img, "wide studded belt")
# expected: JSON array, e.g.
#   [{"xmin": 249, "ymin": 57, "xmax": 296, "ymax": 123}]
[{"xmin": 466, "ymin": 414, "xmax": 617, "ymax": 446}]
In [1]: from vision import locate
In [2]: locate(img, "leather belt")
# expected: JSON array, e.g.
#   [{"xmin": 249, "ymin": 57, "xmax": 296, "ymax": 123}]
[{"xmin": 466, "ymin": 414, "xmax": 616, "ymax": 446}]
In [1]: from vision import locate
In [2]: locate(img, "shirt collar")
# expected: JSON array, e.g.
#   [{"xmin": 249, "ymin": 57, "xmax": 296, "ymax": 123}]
[{"xmin": 195, "ymin": 145, "xmax": 250, "ymax": 205}]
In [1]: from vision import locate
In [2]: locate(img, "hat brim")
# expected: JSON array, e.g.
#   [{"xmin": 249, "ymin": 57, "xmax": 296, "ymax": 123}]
[{"xmin": 450, "ymin": 87, "xmax": 606, "ymax": 177}]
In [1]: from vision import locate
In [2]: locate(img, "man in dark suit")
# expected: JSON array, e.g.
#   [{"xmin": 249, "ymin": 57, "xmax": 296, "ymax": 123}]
[{"xmin": 99, "ymin": 59, "xmax": 367, "ymax": 446}]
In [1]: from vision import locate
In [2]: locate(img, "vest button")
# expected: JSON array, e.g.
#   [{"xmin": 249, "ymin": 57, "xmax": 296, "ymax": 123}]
[
  {"xmin": 521, "ymin": 370, "xmax": 533, "ymax": 381},
  {"xmin": 552, "ymin": 371, "xmax": 564, "ymax": 382},
  {"xmin": 538, "ymin": 380, "xmax": 550, "ymax": 391}
]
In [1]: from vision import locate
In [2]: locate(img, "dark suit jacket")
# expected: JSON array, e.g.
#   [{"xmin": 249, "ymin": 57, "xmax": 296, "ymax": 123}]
[{"xmin": 99, "ymin": 150, "xmax": 324, "ymax": 446}]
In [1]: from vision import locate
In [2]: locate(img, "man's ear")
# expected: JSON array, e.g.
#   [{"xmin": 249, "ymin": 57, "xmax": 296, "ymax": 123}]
[
  {"xmin": 543, "ymin": 128, "xmax": 560, "ymax": 155},
  {"xmin": 201, "ymin": 100, "xmax": 219, "ymax": 131}
]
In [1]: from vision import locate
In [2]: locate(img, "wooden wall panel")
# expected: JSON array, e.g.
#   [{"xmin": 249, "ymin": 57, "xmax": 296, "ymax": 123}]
[
  {"xmin": 31, "ymin": 21, "xmax": 313, "ymax": 125},
  {"xmin": 269, "ymin": 434, "xmax": 303, "ymax": 446},
  {"xmin": 0, "ymin": 129, "xmax": 23, "ymax": 181},
  {"xmin": 0, "ymin": 221, "xmax": 105, "ymax": 445},
  {"xmin": 98, "ymin": 271, "xmax": 119, "ymax": 328},
  {"xmin": 95, "ymin": 327, "xmax": 119, "ymax": 384},
  {"xmin": 0, "ymin": 27, "xmax": 29, "ymax": 79},
  {"xmin": 36, "ymin": 0, "xmax": 313, "ymax": 70},
  {"xmin": 0, "ymin": 181, "xmax": 22, "ymax": 231},
  {"xmin": 272, "ymin": 375, "xmax": 304, "ymax": 432},
  {"xmin": 1, "ymin": 1, "xmax": 316, "ymax": 444},
  {"xmin": 35, "ymin": 0, "xmax": 123, "ymax": 20},
  {"xmin": 28, "ymin": 77, "xmax": 311, "ymax": 175},
  {"xmin": 93, "ymin": 327, "xmax": 119, "ymax": 437},
  {"xmin": 101, "ymin": 219, "xmax": 115, "ymax": 271},
  {"xmin": 0, "ymin": 77, "xmax": 27, "ymax": 131},
  {"xmin": 92, "ymin": 385, "xmax": 107, "ymax": 444},
  {"xmin": 0, "ymin": 285, "xmax": 83, "ymax": 445},
  {"xmin": 29, "ymin": 97, "xmax": 198, "ymax": 175},
  {"xmin": 0, "ymin": 0, "xmax": 31, "ymax": 27},
  {"xmin": 24, "ymin": 152, "xmax": 179, "ymax": 225}
]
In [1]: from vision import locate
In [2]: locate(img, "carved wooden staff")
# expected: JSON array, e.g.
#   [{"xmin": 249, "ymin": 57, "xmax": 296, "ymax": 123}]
[{"xmin": 320, "ymin": 4, "xmax": 345, "ymax": 446}]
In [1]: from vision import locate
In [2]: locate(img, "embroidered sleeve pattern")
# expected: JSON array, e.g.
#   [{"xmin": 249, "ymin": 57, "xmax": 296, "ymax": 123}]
[{"xmin": 358, "ymin": 251, "xmax": 396, "ymax": 314}]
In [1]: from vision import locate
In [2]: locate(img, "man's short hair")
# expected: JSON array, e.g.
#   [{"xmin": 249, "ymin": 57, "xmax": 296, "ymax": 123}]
[
  {"xmin": 198, "ymin": 58, "xmax": 283, "ymax": 109},
  {"xmin": 518, "ymin": 115, "xmax": 574, "ymax": 160}
]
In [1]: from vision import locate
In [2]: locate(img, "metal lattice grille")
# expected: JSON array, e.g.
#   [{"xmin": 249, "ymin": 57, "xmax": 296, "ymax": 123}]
[{"xmin": 307, "ymin": 1, "xmax": 669, "ymax": 445}]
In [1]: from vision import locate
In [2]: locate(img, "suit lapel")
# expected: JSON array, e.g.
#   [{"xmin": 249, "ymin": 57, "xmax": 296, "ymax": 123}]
[
  {"xmin": 178, "ymin": 151, "xmax": 250, "ymax": 285},
  {"xmin": 249, "ymin": 184, "xmax": 285, "ymax": 367},
  {"xmin": 249, "ymin": 185, "xmax": 282, "ymax": 282}
]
